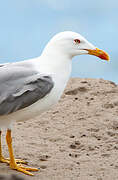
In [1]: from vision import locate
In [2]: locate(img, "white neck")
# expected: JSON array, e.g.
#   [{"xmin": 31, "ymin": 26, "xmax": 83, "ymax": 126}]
[
  {"xmin": 34, "ymin": 49, "xmax": 72, "ymax": 92},
  {"xmin": 32, "ymin": 43, "xmax": 73, "ymax": 99},
  {"xmin": 37, "ymin": 47, "xmax": 72, "ymax": 76}
]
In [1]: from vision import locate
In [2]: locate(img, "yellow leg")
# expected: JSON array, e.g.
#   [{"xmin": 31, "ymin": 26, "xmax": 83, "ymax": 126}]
[
  {"xmin": 0, "ymin": 131, "xmax": 27, "ymax": 164},
  {"xmin": 6, "ymin": 129, "xmax": 39, "ymax": 176},
  {"xmin": 0, "ymin": 131, "xmax": 10, "ymax": 163}
]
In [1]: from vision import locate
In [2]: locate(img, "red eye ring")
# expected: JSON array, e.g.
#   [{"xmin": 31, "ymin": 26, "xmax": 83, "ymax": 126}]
[{"xmin": 74, "ymin": 39, "xmax": 81, "ymax": 43}]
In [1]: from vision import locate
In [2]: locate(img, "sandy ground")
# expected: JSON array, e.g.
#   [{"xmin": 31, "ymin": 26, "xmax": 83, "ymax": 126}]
[{"xmin": 0, "ymin": 78, "xmax": 118, "ymax": 180}]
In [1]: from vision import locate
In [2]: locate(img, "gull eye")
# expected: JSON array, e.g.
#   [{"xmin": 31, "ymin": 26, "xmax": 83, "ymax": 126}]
[{"xmin": 74, "ymin": 39, "xmax": 81, "ymax": 44}]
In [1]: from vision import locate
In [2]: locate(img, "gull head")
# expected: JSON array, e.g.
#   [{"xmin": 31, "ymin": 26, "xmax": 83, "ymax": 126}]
[{"xmin": 44, "ymin": 31, "xmax": 109, "ymax": 61}]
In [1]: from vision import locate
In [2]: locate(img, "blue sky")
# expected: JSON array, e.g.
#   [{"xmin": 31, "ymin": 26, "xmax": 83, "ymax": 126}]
[{"xmin": 0, "ymin": 0, "xmax": 118, "ymax": 82}]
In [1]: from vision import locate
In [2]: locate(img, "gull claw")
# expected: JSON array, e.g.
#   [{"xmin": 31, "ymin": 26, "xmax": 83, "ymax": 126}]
[
  {"xmin": 0, "ymin": 156, "xmax": 27, "ymax": 164},
  {"xmin": 10, "ymin": 163, "xmax": 39, "ymax": 176}
]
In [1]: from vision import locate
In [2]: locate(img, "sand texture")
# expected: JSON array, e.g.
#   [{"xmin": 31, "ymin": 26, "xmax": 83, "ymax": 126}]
[{"xmin": 0, "ymin": 78, "xmax": 118, "ymax": 180}]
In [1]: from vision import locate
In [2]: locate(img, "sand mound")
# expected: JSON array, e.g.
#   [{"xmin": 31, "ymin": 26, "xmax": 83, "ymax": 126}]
[{"xmin": 0, "ymin": 78, "xmax": 118, "ymax": 180}]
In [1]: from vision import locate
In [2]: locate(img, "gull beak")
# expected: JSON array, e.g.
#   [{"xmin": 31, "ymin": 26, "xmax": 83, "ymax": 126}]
[{"xmin": 86, "ymin": 48, "xmax": 110, "ymax": 61}]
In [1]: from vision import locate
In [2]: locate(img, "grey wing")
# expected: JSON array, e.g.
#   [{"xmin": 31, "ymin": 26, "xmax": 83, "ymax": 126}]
[{"xmin": 0, "ymin": 64, "xmax": 54, "ymax": 115}]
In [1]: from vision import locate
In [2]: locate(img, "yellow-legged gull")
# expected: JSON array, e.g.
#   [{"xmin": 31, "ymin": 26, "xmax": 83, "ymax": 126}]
[{"xmin": 0, "ymin": 31, "xmax": 109, "ymax": 175}]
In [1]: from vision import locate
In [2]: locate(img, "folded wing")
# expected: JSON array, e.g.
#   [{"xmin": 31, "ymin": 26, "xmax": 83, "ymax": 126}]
[{"xmin": 0, "ymin": 63, "xmax": 54, "ymax": 115}]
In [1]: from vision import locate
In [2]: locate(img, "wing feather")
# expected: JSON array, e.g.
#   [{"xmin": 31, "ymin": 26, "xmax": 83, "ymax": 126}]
[{"xmin": 0, "ymin": 63, "xmax": 54, "ymax": 115}]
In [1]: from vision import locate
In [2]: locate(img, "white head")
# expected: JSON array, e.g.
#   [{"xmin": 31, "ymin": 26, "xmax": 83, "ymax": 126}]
[{"xmin": 43, "ymin": 31, "xmax": 109, "ymax": 60}]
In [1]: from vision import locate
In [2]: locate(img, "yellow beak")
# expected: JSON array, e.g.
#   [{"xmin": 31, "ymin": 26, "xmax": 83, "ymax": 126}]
[{"xmin": 86, "ymin": 48, "xmax": 110, "ymax": 61}]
